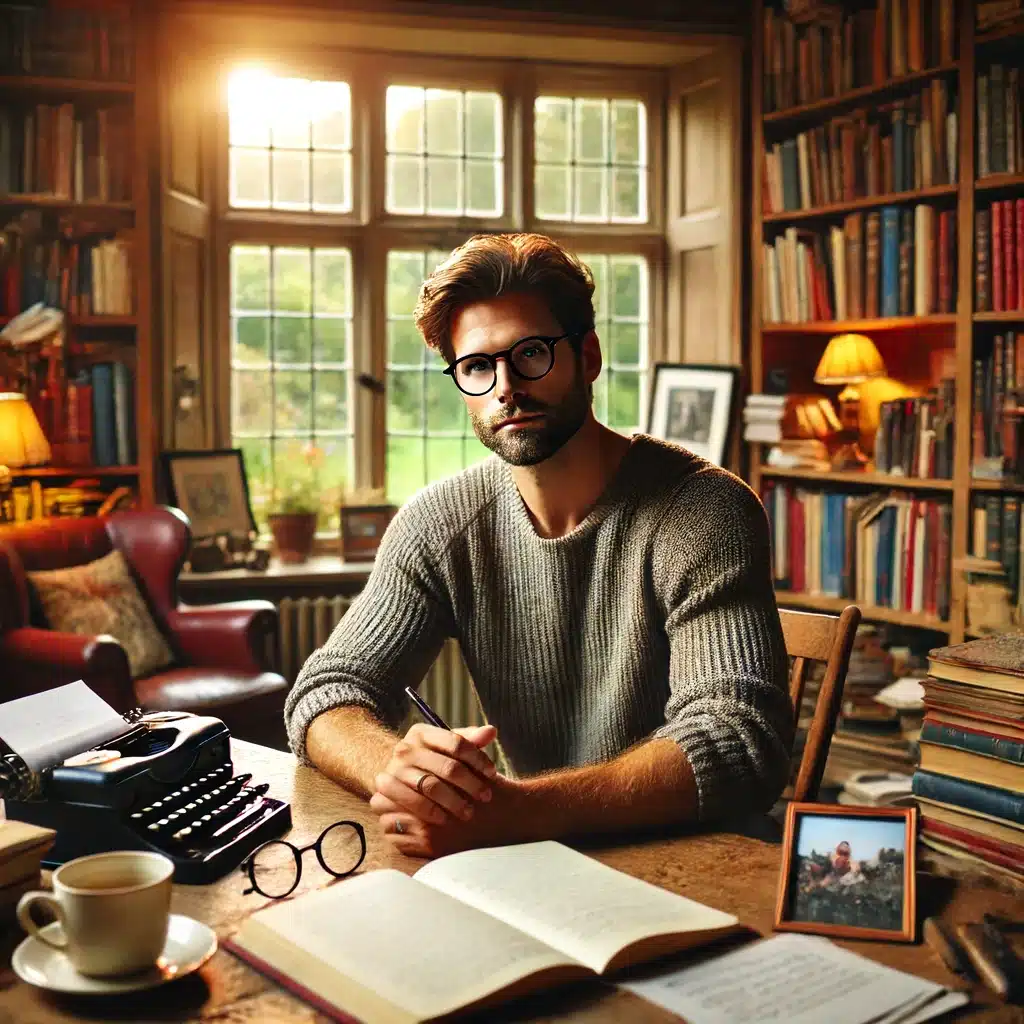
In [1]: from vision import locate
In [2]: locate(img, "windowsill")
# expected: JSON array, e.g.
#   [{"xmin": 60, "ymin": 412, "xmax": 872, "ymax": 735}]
[{"xmin": 178, "ymin": 554, "xmax": 376, "ymax": 599}]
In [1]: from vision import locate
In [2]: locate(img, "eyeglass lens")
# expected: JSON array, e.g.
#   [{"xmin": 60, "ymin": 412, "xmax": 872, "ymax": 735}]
[
  {"xmin": 249, "ymin": 840, "xmax": 300, "ymax": 899},
  {"xmin": 454, "ymin": 338, "xmax": 554, "ymax": 395},
  {"xmin": 316, "ymin": 821, "xmax": 365, "ymax": 877}
]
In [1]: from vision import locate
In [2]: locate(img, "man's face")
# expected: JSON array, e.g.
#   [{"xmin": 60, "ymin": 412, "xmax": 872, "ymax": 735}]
[{"xmin": 449, "ymin": 292, "xmax": 597, "ymax": 467}]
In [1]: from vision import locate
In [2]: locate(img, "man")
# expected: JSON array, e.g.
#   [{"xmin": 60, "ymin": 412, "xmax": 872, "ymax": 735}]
[{"xmin": 284, "ymin": 233, "xmax": 792, "ymax": 859}]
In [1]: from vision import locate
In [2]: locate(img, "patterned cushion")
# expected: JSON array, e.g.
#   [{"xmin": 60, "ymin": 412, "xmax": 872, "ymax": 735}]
[{"xmin": 28, "ymin": 549, "xmax": 175, "ymax": 679}]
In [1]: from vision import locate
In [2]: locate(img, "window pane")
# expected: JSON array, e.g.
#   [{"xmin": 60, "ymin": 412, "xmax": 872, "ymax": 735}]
[
  {"xmin": 386, "ymin": 85, "xmax": 503, "ymax": 217},
  {"xmin": 426, "ymin": 438, "xmax": 467, "ymax": 482},
  {"xmin": 230, "ymin": 243, "xmax": 353, "ymax": 531},
  {"xmin": 228, "ymin": 70, "xmax": 352, "ymax": 214},
  {"xmin": 387, "ymin": 251, "xmax": 428, "ymax": 315},
  {"xmin": 579, "ymin": 253, "xmax": 650, "ymax": 434},
  {"xmin": 387, "ymin": 436, "xmax": 426, "ymax": 506},
  {"xmin": 535, "ymin": 95, "xmax": 648, "ymax": 223},
  {"xmin": 426, "ymin": 370, "xmax": 464, "ymax": 432},
  {"xmin": 389, "ymin": 319, "xmax": 424, "ymax": 366},
  {"xmin": 388, "ymin": 369, "xmax": 424, "ymax": 431}
]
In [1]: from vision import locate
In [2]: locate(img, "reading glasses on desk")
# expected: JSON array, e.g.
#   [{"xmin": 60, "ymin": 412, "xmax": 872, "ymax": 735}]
[{"xmin": 241, "ymin": 821, "xmax": 367, "ymax": 899}]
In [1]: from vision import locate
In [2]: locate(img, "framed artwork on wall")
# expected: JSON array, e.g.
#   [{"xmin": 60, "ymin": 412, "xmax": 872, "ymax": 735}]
[
  {"xmin": 645, "ymin": 363, "xmax": 740, "ymax": 466},
  {"xmin": 160, "ymin": 448, "xmax": 257, "ymax": 540}
]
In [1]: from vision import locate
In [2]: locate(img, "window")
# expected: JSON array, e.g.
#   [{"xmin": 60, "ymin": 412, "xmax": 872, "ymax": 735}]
[
  {"xmin": 223, "ymin": 62, "xmax": 660, "ymax": 526},
  {"xmin": 230, "ymin": 244, "xmax": 353, "ymax": 528},
  {"xmin": 385, "ymin": 87, "xmax": 503, "ymax": 216},
  {"xmin": 534, "ymin": 97, "xmax": 647, "ymax": 223},
  {"xmin": 229, "ymin": 71, "xmax": 352, "ymax": 212}
]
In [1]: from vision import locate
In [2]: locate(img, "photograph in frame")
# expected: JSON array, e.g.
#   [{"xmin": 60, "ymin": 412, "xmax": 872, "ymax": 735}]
[
  {"xmin": 774, "ymin": 802, "xmax": 917, "ymax": 943},
  {"xmin": 161, "ymin": 449, "xmax": 257, "ymax": 540},
  {"xmin": 645, "ymin": 364, "xmax": 739, "ymax": 466}
]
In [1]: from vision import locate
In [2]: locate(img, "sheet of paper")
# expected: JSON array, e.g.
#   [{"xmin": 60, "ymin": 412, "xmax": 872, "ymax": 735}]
[
  {"xmin": 619, "ymin": 934, "xmax": 953, "ymax": 1024},
  {"xmin": 0, "ymin": 681, "xmax": 127, "ymax": 771},
  {"xmin": 874, "ymin": 677, "xmax": 925, "ymax": 710}
]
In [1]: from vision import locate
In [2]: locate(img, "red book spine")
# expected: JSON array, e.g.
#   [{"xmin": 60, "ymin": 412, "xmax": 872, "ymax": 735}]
[
  {"xmin": 904, "ymin": 498, "xmax": 918, "ymax": 610},
  {"xmin": 1017, "ymin": 199, "xmax": 1024, "ymax": 310},
  {"xmin": 938, "ymin": 211, "xmax": 951, "ymax": 313},
  {"xmin": 1004, "ymin": 200, "xmax": 1017, "ymax": 314},
  {"xmin": 921, "ymin": 817, "xmax": 1024, "ymax": 869},
  {"xmin": 993, "ymin": 201, "xmax": 1005, "ymax": 311}
]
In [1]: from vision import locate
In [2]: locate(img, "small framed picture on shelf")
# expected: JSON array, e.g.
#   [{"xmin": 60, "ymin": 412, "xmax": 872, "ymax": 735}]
[
  {"xmin": 340, "ymin": 504, "xmax": 397, "ymax": 562},
  {"xmin": 160, "ymin": 448, "xmax": 257, "ymax": 540},
  {"xmin": 774, "ymin": 802, "xmax": 917, "ymax": 943},
  {"xmin": 645, "ymin": 363, "xmax": 740, "ymax": 466}
]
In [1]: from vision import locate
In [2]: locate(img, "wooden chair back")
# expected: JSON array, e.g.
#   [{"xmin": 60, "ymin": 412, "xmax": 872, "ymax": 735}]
[{"xmin": 779, "ymin": 604, "xmax": 862, "ymax": 803}]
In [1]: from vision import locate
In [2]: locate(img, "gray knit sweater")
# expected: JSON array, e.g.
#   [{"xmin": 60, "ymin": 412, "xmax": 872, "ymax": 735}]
[{"xmin": 284, "ymin": 435, "xmax": 793, "ymax": 820}]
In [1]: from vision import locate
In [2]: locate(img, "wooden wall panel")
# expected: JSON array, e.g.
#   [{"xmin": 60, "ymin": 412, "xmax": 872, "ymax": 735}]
[{"xmin": 166, "ymin": 234, "xmax": 209, "ymax": 450}]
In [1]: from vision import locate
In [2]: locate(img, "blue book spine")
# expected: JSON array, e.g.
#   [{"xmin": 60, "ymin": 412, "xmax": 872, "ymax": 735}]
[
  {"xmin": 781, "ymin": 139, "xmax": 800, "ymax": 212},
  {"xmin": 881, "ymin": 206, "xmax": 900, "ymax": 316},
  {"xmin": 824, "ymin": 494, "xmax": 841, "ymax": 596},
  {"xmin": 876, "ymin": 505, "xmax": 892, "ymax": 606},
  {"xmin": 912, "ymin": 770, "xmax": 1024, "ymax": 825},
  {"xmin": 920, "ymin": 723, "xmax": 1024, "ymax": 765},
  {"xmin": 91, "ymin": 362, "xmax": 117, "ymax": 467}
]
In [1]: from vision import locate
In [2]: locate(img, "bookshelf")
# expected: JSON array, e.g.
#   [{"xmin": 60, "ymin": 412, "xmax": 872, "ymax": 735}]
[
  {"xmin": 0, "ymin": 3, "xmax": 155, "ymax": 512},
  {"xmin": 748, "ymin": 0, "xmax": 1024, "ymax": 644}
]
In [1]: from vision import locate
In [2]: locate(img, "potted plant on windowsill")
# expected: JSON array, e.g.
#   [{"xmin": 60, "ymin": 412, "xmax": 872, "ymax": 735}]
[{"xmin": 268, "ymin": 443, "xmax": 327, "ymax": 564}]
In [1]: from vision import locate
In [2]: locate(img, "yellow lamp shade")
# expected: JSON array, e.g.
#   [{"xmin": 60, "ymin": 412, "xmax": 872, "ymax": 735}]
[
  {"xmin": 813, "ymin": 333, "xmax": 887, "ymax": 385},
  {"xmin": 0, "ymin": 392, "xmax": 51, "ymax": 467}
]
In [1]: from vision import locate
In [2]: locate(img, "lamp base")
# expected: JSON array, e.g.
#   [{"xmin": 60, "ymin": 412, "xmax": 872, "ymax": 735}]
[{"xmin": 829, "ymin": 438, "xmax": 871, "ymax": 472}]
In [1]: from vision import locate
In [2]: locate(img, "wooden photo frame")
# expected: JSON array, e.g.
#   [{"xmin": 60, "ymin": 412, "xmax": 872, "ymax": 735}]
[
  {"xmin": 340, "ymin": 504, "xmax": 397, "ymax": 562},
  {"xmin": 774, "ymin": 802, "xmax": 917, "ymax": 943},
  {"xmin": 160, "ymin": 448, "xmax": 257, "ymax": 541},
  {"xmin": 645, "ymin": 363, "xmax": 740, "ymax": 467}
]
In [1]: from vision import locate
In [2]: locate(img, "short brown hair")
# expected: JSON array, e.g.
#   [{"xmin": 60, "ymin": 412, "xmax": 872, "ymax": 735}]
[{"xmin": 414, "ymin": 233, "xmax": 595, "ymax": 364}]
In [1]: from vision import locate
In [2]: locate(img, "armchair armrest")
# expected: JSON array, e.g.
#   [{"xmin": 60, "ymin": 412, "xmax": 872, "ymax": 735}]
[
  {"xmin": 0, "ymin": 627, "xmax": 135, "ymax": 712},
  {"xmin": 165, "ymin": 601, "xmax": 279, "ymax": 675}
]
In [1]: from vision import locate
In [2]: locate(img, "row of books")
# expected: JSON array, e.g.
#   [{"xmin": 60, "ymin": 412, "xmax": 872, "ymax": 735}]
[
  {"xmin": 742, "ymin": 392, "xmax": 840, "ymax": 445},
  {"xmin": 24, "ymin": 361, "xmax": 136, "ymax": 469},
  {"xmin": 975, "ymin": 200, "xmax": 1024, "ymax": 313},
  {"xmin": 977, "ymin": 63, "xmax": 1023, "ymax": 178},
  {"xmin": 0, "ymin": 479, "xmax": 132, "ymax": 524},
  {"xmin": 0, "ymin": 234, "xmax": 134, "ymax": 318},
  {"xmin": 0, "ymin": 103, "xmax": 133, "ymax": 202},
  {"xmin": 874, "ymin": 383, "xmax": 956, "ymax": 480},
  {"xmin": 971, "ymin": 494, "xmax": 1024, "ymax": 605},
  {"xmin": 971, "ymin": 331, "xmax": 1023, "ymax": 477},
  {"xmin": 763, "ymin": 85, "xmax": 958, "ymax": 215},
  {"xmin": 762, "ymin": 482, "xmax": 953, "ymax": 620},
  {"xmin": 762, "ymin": 1, "xmax": 957, "ymax": 115},
  {"xmin": 0, "ymin": 6, "xmax": 133, "ymax": 82},
  {"xmin": 762, "ymin": 206, "xmax": 957, "ymax": 323},
  {"xmin": 912, "ymin": 635, "xmax": 1023, "ymax": 882}
]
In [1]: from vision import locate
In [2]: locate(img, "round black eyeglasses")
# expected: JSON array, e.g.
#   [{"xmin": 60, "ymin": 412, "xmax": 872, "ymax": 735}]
[
  {"xmin": 240, "ymin": 820, "xmax": 366, "ymax": 899},
  {"xmin": 443, "ymin": 332, "xmax": 582, "ymax": 396}
]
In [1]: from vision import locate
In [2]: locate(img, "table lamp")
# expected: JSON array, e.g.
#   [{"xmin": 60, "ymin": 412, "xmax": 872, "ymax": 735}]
[
  {"xmin": 0, "ymin": 391, "xmax": 51, "ymax": 470},
  {"xmin": 813, "ymin": 333, "xmax": 886, "ymax": 471}
]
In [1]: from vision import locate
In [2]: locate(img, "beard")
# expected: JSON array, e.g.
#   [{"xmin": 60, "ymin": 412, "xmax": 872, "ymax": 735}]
[{"xmin": 470, "ymin": 365, "xmax": 590, "ymax": 467}]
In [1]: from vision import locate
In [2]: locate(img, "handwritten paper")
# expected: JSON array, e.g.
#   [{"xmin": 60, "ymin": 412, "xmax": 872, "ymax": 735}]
[
  {"xmin": 0, "ymin": 681, "xmax": 127, "ymax": 771},
  {"xmin": 619, "ymin": 934, "xmax": 968, "ymax": 1024}
]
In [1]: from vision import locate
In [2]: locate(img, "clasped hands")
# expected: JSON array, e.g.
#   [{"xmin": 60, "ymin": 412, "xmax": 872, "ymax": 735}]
[{"xmin": 370, "ymin": 723, "xmax": 512, "ymax": 858}]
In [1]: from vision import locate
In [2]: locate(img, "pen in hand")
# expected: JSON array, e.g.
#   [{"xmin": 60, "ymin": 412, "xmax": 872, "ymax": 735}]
[{"xmin": 404, "ymin": 685, "xmax": 451, "ymax": 730}]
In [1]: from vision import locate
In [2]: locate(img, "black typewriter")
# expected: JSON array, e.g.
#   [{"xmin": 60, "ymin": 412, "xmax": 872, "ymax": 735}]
[{"xmin": 2, "ymin": 711, "xmax": 291, "ymax": 884}]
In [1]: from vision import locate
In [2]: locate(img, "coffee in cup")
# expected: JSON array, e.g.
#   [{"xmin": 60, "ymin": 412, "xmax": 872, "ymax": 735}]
[{"xmin": 17, "ymin": 850, "xmax": 174, "ymax": 977}]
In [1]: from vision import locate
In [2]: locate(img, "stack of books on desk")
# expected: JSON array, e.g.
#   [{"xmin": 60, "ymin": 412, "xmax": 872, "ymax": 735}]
[
  {"xmin": 0, "ymin": 820, "xmax": 55, "ymax": 923},
  {"xmin": 911, "ymin": 635, "xmax": 1024, "ymax": 881}
]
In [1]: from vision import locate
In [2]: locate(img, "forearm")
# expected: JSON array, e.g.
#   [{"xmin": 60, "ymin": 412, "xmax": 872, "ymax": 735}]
[
  {"xmin": 508, "ymin": 737, "xmax": 697, "ymax": 843},
  {"xmin": 306, "ymin": 706, "xmax": 400, "ymax": 798}
]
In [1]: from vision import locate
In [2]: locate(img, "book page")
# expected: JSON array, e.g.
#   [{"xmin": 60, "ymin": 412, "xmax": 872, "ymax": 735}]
[
  {"xmin": 619, "ymin": 934, "xmax": 963, "ymax": 1024},
  {"xmin": 232, "ymin": 869, "xmax": 585, "ymax": 1023},
  {"xmin": 414, "ymin": 840, "xmax": 738, "ymax": 974}
]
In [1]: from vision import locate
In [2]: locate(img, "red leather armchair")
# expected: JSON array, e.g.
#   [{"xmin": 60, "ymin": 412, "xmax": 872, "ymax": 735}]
[{"xmin": 0, "ymin": 507, "xmax": 289, "ymax": 749}]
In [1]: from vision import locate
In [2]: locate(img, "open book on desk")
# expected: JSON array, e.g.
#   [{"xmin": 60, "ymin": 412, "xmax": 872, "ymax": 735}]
[{"xmin": 225, "ymin": 839, "xmax": 740, "ymax": 1023}]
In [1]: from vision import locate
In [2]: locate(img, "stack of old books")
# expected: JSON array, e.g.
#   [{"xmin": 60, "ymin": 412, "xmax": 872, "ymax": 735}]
[
  {"xmin": 912, "ymin": 635, "xmax": 1023, "ymax": 881},
  {"xmin": 0, "ymin": 820, "xmax": 56, "ymax": 924}
]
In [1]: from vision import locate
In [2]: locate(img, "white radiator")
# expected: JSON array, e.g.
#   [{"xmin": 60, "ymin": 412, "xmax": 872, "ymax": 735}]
[{"xmin": 276, "ymin": 596, "xmax": 485, "ymax": 729}]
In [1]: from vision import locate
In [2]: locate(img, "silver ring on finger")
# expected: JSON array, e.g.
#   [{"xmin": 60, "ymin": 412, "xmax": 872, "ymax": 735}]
[
  {"xmin": 394, "ymin": 819, "xmax": 405, "ymax": 835},
  {"xmin": 416, "ymin": 771, "xmax": 432, "ymax": 796}
]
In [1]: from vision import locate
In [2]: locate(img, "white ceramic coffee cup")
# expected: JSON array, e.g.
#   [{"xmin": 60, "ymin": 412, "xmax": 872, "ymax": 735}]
[{"xmin": 16, "ymin": 850, "xmax": 174, "ymax": 977}]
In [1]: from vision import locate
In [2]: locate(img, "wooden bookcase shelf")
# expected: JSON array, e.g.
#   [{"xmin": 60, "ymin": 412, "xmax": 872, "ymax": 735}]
[
  {"xmin": 759, "ymin": 467, "xmax": 955, "ymax": 491},
  {"xmin": 750, "ymin": 1, "xmax": 1024, "ymax": 645},
  {"xmin": 775, "ymin": 590, "xmax": 951, "ymax": 632},
  {"xmin": 763, "ymin": 185, "xmax": 959, "ymax": 225},
  {"xmin": 763, "ymin": 62, "xmax": 959, "ymax": 128},
  {"xmin": 8, "ymin": 466, "xmax": 139, "ymax": 480},
  {"xmin": 762, "ymin": 314, "xmax": 957, "ymax": 335},
  {"xmin": 1, "ymin": 5, "xmax": 155, "ymax": 508},
  {"xmin": 0, "ymin": 75, "xmax": 134, "ymax": 96}
]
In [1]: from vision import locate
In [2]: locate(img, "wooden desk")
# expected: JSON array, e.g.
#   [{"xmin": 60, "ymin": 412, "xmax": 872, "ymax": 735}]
[{"xmin": 2, "ymin": 741, "xmax": 1021, "ymax": 1023}]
